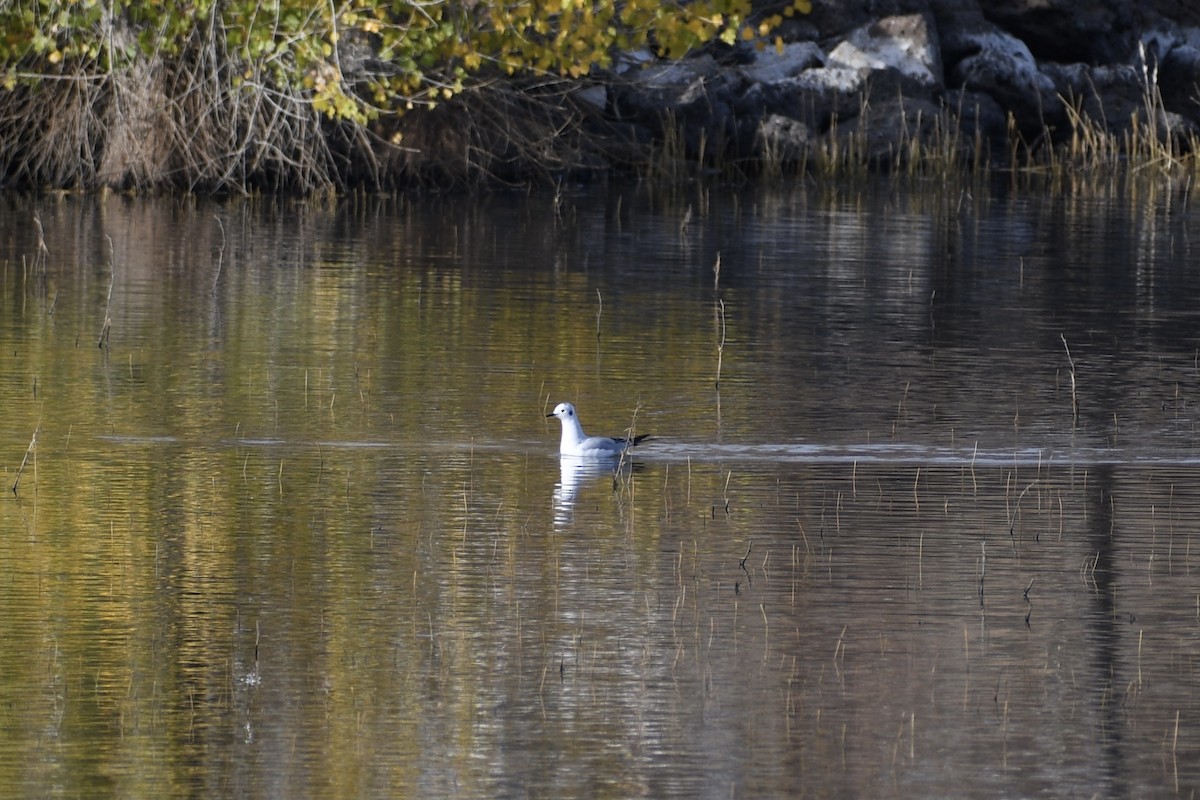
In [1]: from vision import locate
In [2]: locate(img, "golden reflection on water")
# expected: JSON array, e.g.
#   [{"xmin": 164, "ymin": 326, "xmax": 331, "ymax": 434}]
[{"xmin": 1, "ymin": 185, "xmax": 1200, "ymax": 796}]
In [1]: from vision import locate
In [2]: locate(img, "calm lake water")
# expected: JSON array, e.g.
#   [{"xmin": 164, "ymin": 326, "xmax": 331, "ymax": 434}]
[{"xmin": 2, "ymin": 178, "xmax": 1200, "ymax": 797}]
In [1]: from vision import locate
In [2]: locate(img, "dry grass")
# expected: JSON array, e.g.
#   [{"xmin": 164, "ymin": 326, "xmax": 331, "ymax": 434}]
[{"xmin": 0, "ymin": 25, "xmax": 344, "ymax": 194}]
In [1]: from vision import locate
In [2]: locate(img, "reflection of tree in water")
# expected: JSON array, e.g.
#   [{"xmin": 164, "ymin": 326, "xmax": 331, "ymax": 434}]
[{"xmin": 1083, "ymin": 464, "xmax": 1129, "ymax": 798}]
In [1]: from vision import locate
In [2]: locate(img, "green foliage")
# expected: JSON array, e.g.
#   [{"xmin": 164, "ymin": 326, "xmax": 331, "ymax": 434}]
[{"xmin": 0, "ymin": 0, "xmax": 811, "ymax": 119}]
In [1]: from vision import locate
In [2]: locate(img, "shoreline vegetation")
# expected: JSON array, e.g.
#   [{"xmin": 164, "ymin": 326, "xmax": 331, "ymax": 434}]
[{"xmin": 2, "ymin": 0, "xmax": 1200, "ymax": 195}]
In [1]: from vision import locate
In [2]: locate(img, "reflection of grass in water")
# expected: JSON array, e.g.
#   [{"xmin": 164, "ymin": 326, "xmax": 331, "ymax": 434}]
[{"xmin": 136, "ymin": 422, "xmax": 1200, "ymax": 792}]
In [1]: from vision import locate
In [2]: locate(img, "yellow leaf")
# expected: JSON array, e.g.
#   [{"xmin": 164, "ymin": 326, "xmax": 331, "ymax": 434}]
[
  {"xmin": 48, "ymin": 49, "xmax": 62, "ymax": 64},
  {"xmin": 775, "ymin": 36, "xmax": 783, "ymax": 54},
  {"xmin": 793, "ymin": 0, "xmax": 812, "ymax": 12}
]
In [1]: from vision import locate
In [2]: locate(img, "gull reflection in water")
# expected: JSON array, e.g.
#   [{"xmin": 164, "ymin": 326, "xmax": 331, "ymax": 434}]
[{"xmin": 553, "ymin": 456, "xmax": 632, "ymax": 526}]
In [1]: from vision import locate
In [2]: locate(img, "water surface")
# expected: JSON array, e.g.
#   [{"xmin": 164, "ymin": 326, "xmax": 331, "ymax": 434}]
[{"xmin": 2, "ymin": 180, "xmax": 1199, "ymax": 797}]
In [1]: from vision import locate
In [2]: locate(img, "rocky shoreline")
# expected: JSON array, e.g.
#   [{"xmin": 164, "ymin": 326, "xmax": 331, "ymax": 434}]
[
  {"xmin": 572, "ymin": 0, "xmax": 1200, "ymax": 173},
  {"xmin": 6, "ymin": 0, "xmax": 1199, "ymax": 191}
]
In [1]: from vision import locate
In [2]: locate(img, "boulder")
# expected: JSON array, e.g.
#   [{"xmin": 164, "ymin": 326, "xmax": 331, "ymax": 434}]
[
  {"xmin": 948, "ymin": 28, "xmax": 1061, "ymax": 137},
  {"xmin": 1152, "ymin": 0, "xmax": 1200, "ymax": 27},
  {"xmin": 594, "ymin": 0, "xmax": 1200, "ymax": 172},
  {"xmin": 980, "ymin": 0, "xmax": 1150, "ymax": 65},
  {"xmin": 756, "ymin": 114, "xmax": 816, "ymax": 166},
  {"xmin": 804, "ymin": 0, "xmax": 932, "ymax": 42},
  {"xmin": 750, "ymin": 68, "xmax": 872, "ymax": 133},
  {"xmin": 827, "ymin": 13, "xmax": 943, "ymax": 89},
  {"xmin": 927, "ymin": 0, "xmax": 996, "ymax": 71},
  {"xmin": 1158, "ymin": 42, "xmax": 1200, "ymax": 118},
  {"xmin": 609, "ymin": 57, "xmax": 720, "ymax": 126},
  {"xmin": 739, "ymin": 42, "xmax": 826, "ymax": 84},
  {"xmin": 944, "ymin": 89, "xmax": 1011, "ymax": 159},
  {"xmin": 1041, "ymin": 63, "xmax": 1146, "ymax": 139},
  {"xmin": 610, "ymin": 55, "xmax": 745, "ymax": 158},
  {"xmin": 834, "ymin": 95, "xmax": 948, "ymax": 165}
]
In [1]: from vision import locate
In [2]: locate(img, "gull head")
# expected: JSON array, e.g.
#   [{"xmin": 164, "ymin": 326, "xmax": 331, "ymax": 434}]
[
  {"xmin": 547, "ymin": 401, "xmax": 593, "ymax": 455},
  {"xmin": 547, "ymin": 402, "xmax": 577, "ymax": 423}
]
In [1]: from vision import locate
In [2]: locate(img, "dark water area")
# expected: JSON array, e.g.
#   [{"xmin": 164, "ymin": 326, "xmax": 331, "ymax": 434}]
[{"xmin": 1, "ymin": 177, "xmax": 1199, "ymax": 797}]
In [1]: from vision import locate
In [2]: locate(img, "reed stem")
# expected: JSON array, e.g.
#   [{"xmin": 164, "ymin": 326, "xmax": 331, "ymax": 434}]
[
  {"xmin": 1061, "ymin": 334, "xmax": 1078, "ymax": 426},
  {"xmin": 11, "ymin": 421, "xmax": 39, "ymax": 495}
]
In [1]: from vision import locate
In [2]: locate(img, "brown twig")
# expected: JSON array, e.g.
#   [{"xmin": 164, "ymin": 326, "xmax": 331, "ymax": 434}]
[{"xmin": 12, "ymin": 422, "xmax": 40, "ymax": 495}]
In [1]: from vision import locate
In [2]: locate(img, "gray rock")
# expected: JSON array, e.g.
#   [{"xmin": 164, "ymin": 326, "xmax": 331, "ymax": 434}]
[
  {"xmin": 1153, "ymin": 0, "xmax": 1200, "ymax": 27},
  {"xmin": 740, "ymin": 42, "xmax": 826, "ymax": 85},
  {"xmin": 949, "ymin": 29, "xmax": 1060, "ymax": 136},
  {"xmin": 753, "ymin": 69, "xmax": 871, "ymax": 132},
  {"xmin": 1158, "ymin": 40, "xmax": 1200, "ymax": 117},
  {"xmin": 834, "ymin": 95, "xmax": 948, "ymax": 165},
  {"xmin": 611, "ymin": 56, "xmax": 720, "ymax": 121},
  {"xmin": 793, "ymin": 66, "xmax": 871, "ymax": 94},
  {"xmin": 611, "ymin": 55, "xmax": 746, "ymax": 158},
  {"xmin": 1042, "ymin": 62, "xmax": 1147, "ymax": 141},
  {"xmin": 590, "ymin": 0, "xmax": 1200, "ymax": 173},
  {"xmin": 828, "ymin": 13, "xmax": 943, "ymax": 88},
  {"xmin": 805, "ymin": 0, "xmax": 931, "ymax": 41},
  {"xmin": 944, "ymin": 89, "xmax": 1010, "ymax": 158},
  {"xmin": 756, "ymin": 114, "xmax": 816, "ymax": 166},
  {"xmin": 981, "ymin": 0, "xmax": 1149, "ymax": 65}
]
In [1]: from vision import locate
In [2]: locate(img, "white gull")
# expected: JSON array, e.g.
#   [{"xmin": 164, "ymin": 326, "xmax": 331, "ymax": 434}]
[{"xmin": 547, "ymin": 402, "xmax": 650, "ymax": 457}]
